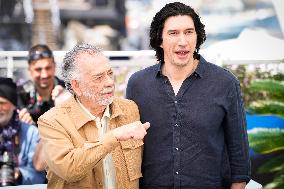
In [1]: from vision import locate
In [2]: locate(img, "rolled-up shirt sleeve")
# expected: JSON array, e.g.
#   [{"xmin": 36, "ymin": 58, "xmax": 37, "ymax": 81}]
[{"xmin": 224, "ymin": 81, "xmax": 251, "ymax": 183}]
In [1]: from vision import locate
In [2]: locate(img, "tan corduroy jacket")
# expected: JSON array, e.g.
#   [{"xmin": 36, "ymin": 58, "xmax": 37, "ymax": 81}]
[{"xmin": 38, "ymin": 96, "xmax": 143, "ymax": 189}]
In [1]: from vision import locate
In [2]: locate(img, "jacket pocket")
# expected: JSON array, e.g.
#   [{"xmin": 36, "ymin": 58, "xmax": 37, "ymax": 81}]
[
  {"xmin": 66, "ymin": 174, "xmax": 91, "ymax": 188},
  {"xmin": 120, "ymin": 139, "xmax": 144, "ymax": 181},
  {"xmin": 64, "ymin": 169, "xmax": 94, "ymax": 188}
]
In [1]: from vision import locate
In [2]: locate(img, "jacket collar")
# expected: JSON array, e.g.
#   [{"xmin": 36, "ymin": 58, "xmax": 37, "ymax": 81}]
[
  {"xmin": 110, "ymin": 98, "xmax": 124, "ymax": 120},
  {"xmin": 61, "ymin": 96, "xmax": 124, "ymax": 130}
]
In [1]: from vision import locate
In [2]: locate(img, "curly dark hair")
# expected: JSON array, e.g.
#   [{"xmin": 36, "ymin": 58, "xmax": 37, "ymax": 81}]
[{"xmin": 149, "ymin": 2, "xmax": 206, "ymax": 63}]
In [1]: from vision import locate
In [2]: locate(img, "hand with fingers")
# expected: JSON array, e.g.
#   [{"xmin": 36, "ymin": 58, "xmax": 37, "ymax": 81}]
[
  {"xmin": 51, "ymin": 85, "xmax": 65, "ymax": 101},
  {"xmin": 18, "ymin": 108, "xmax": 34, "ymax": 125},
  {"xmin": 112, "ymin": 121, "xmax": 150, "ymax": 141}
]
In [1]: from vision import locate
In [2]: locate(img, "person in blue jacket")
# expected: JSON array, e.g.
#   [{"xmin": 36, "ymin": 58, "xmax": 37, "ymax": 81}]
[{"xmin": 0, "ymin": 77, "xmax": 46, "ymax": 185}]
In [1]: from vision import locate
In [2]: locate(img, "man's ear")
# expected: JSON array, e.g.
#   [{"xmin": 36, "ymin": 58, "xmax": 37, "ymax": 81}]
[{"xmin": 70, "ymin": 80, "xmax": 81, "ymax": 96}]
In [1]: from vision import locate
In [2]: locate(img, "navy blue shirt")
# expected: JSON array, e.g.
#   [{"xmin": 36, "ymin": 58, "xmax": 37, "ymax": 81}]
[{"xmin": 126, "ymin": 56, "xmax": 250, "ymax": 189}]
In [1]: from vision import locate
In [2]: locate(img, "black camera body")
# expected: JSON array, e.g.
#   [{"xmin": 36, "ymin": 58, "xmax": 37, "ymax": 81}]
[{"xmin": 0, "ymin": 151, "xmax": 15, "ymax": 186}]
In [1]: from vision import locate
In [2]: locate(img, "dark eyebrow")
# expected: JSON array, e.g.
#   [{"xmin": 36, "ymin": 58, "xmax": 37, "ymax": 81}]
[
  {"xmin": 185, "ymin": 28, "xmax": 195, "ymax": 31},
  {"xmin": 167, "ymin": 29, "xmax": 177, "ymax": 33},
  {"xmin": 167, "ymin": 27, "xmax": 195, "ymax": 33}
]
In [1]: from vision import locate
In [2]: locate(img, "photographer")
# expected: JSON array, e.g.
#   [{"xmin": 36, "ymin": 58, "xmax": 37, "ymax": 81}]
[
  {"xmin": 0, "ymin": 77, "xmax": 46, "ymax": 185},
  {"xmin": 17, "ymin": 44, "xmax": 66, "ymax": 125}
]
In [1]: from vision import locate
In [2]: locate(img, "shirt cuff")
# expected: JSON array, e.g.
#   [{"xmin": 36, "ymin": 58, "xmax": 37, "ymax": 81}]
[
  {"xmin": 231, "ymin": 175, "xmax": 251, "ymax": 184},
  {"xmin": 102, "ymin": 131, "xmax": 120, "ymax": 151}
]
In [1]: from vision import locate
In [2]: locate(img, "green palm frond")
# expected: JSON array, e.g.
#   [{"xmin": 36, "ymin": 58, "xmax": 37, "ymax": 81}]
[
  {"xmin": 248, "ymin": 101, "xmax": 284, "ymax": 116},
  {"xmin": 263, "ymin": 172, "xmax": 284, "ymax": 189},
  {"xmin": 248, "ymin": 80, "xmax": 284, "ymax": 102},
  {"xmin": 248, "ymin": 130, "xmax": 284, "ymax": 154}
]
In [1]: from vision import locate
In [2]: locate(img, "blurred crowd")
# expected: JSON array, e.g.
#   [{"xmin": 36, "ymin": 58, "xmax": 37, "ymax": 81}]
[{"xmin": 0, "ymin": 44, "xmax": 70, "ymax": 186}]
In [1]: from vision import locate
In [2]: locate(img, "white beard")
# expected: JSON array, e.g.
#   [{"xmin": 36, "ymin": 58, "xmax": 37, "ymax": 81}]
[
  {"xmin": 82, "ymin": 87, "xmax": 114, "ymax": 106},
  {"xmin": 0, "ymin": 109, "xmax": 14, "ymax": 127}
]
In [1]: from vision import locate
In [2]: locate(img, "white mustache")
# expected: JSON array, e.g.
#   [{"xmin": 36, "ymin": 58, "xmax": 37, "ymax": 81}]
[{"xmin": 101, "ymin": 87, "xmax": 114, "ymax": 94}]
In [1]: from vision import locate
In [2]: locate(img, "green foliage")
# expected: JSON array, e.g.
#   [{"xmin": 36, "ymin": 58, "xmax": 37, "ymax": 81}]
[
  {"xmin": 249, "ymin": 131, "xmax": 284, "ymax": 188},
  {"xmin": 223, "ymin": 64, "xmax": 284, "ymax": 116},
  {"xmin": 260, "ymin": 154, "xmax": 284, "ymax": 189},
  {"xmin": 248, "ymin": 80, "xmax": 284, "ymax": 102},
  {"xmin": 248, "ymin": 130, "xmax": 284, "ymax": 154},
  {"xmin": 258, "ymin": 154, "xmax": 284, "ymax": 174},
  {"xmin": 272, "ymin": 73, "xmax": 284, "ymax": 81},
  {"xmin": 264, "ymin": 175, "xmax": 284, "ymax": 189},
  {"xmin": 225, "ymin": 62, "xmax": 284, "ymax": 189},
  {"xmin": 248, "ymin": 102, "xmax": 284, "ymax": 116}
]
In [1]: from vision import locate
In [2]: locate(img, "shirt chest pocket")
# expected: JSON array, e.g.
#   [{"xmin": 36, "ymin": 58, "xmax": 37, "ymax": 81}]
[{"xmin": 120, "ymin": 140, "xmax": 144, "ymax": 181}]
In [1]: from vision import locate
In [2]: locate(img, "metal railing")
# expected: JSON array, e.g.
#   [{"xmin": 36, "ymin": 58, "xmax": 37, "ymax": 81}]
[
  {"xmin": 0, "ymin": 50, "xmax": 283, "ymax": 78},
  {"xmin": 0, "ymin": 50, "xmax": 157, "ymax": 78}
]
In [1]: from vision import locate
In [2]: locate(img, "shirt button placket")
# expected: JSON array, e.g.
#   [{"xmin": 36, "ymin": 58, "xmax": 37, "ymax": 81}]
[{"xmin": 173, "ymin": 99, "xmax": 180, "ymax": 188}]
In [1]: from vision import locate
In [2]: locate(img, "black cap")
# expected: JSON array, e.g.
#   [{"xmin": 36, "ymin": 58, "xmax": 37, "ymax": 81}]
[{"xmin": 0, "ymin": 77, "xmax": 17, "ymax": 106}]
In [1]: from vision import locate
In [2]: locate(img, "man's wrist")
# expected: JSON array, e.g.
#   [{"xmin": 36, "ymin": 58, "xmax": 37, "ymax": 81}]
[{"xmin": 231, "ymin": 182, "xmax": 246, "ymax": 189}]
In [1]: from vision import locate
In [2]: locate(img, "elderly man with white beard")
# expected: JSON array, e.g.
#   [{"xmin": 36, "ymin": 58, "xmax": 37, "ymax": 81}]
[
  {"xmin": 0, "ymin": 77, "xmax": 46, "ymax": 185},
  {"xmin": 37, "ymin": 43, "xmax": 150, "ymax": 189}
]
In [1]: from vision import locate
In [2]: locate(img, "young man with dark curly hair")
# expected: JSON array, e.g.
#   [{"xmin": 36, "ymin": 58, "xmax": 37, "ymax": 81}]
[{"xmin": 126, "ymin": 2, "xmax": 250, "ymax": 189}]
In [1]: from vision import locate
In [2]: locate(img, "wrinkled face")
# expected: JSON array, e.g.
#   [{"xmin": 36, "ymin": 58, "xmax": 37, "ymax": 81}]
[
  {"xmin": 161, "ymin": 15, "xmax": 197, "ymax": 67},
  {"xmin": 0, "ymin": 97, "xmax": 15, "ymax": 127},
  {"xmin": 76, "ymin": 53, "xmax": 115, "ymax": 106},
  {"xmin": 28, "ymin": 58, "xmax": 56, "ymax": 89}
]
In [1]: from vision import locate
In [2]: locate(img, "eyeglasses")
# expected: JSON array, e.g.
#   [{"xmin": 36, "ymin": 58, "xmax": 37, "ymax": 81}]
[{"xmin": 28, "ymin": 50, "xmax": 53, "ymax": 63}]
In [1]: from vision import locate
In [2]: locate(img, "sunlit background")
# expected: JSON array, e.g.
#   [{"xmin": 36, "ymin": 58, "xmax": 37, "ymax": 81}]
[{"xmin": 0, "ymin": 0, "xmax": 283, "ymax": 51}]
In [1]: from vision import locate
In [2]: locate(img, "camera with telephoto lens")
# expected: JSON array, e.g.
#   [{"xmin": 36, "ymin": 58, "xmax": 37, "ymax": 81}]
[{"xmin": 0, "ymin": 151, "xmax": 15, "ymax": 186}]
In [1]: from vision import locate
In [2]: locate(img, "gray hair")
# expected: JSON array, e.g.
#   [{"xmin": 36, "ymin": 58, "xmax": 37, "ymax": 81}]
[{"xmin": 61, "ymin": 43, "xmax": 103, "ymax": 94}]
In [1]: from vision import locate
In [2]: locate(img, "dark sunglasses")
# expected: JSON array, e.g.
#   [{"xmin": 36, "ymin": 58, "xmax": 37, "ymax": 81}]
[{"xmin": 28, "ymin": 50, "xmax": 53, "ymax": 63}]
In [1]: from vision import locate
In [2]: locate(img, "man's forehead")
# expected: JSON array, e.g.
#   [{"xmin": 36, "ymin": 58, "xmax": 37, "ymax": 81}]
[
  {"xmin": 164, "ymin": 15, "xmax": 195, "ymax": 28},
  {"xmin": 0, "ymin": 96, "xmax": 9, "ymax": 103},
  {"xmin": 77, "ymin": 53, "xmax": 111, "ymax": 73},
  {"xmin": 77, "ymin": 53, "xmax": 110, "ymax": 66},
  {"xmin": 30, "ymin": 58, "xmax": 54, "ymax": 68}
]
